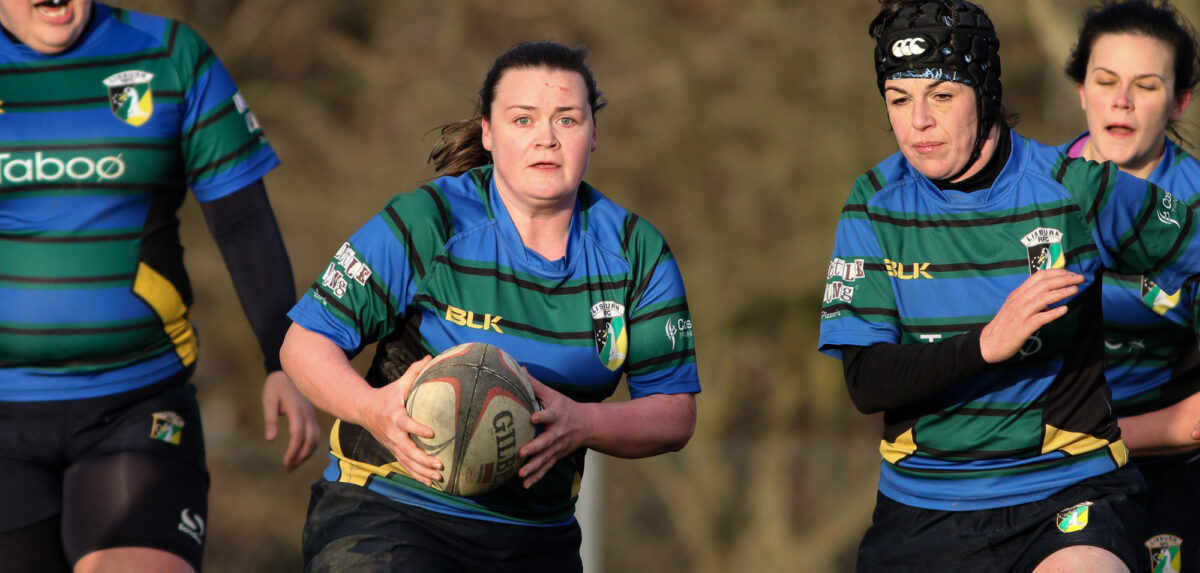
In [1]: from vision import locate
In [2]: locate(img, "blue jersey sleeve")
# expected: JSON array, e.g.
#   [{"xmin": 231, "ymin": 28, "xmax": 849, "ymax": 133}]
[{"xmin": 288, "ymin": 212, "xmax": 414, "ymax": 355}]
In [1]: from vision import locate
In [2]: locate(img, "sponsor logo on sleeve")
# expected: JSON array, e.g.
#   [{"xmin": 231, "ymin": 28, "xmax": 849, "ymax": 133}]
[
  {"xmin": 321, "ymin": 263, "xmax": 348, "ymax": 298},
  {"xmin": 824, "ymin": 258, "xmax": 864, "ymax": 305},
  {"xmin": 828, "ymin": 258, "xmax": 866, "ymax": 282},
  {"xmin": 334, "ymin": 242, "xmax": 373, "ymax": 285},
  {"xmin": 665, "ymin": 317, "xmax": 694, "ymax": 350}
]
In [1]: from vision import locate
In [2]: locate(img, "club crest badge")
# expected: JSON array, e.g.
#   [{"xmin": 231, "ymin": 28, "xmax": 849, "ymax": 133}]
[
  {"xmin": 1056, "ymin": 501, "xmax": 1092, "ymax": 533},
  {"xmin": 591, "ymin": 301, "xmax": 627, "ymax": 371},
  {"xmin": 1145, "ymin": 534, "xmax": 1182, "ymax": 573},
  {"xmin": 103, "ymin": 70, "xmax": 155, "ymax": 126},
  {"xmin": 1140, "ymin": 277, "xmax": 1180, "ymax": 316},
  {"xmin": 1022, "ymin": 228, "xmax": 1066, "ymax": 273},
  {"xmin": 150, "ymin": 411, "xmax": 185, "ymax": 445}
]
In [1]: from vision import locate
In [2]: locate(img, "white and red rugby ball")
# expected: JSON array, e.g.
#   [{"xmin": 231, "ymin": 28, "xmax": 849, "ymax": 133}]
[{"xmin": 405, "ymin": 342, "xmax": 539, "ymax": 496}]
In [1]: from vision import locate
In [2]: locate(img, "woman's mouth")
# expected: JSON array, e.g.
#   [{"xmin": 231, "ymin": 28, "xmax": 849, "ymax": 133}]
[
  {"xmin": 34, "ymin": 0, "xmax": 71, "ymax": 19},
  {"xmin": 1105, "ymin": 124, "xmax": 1135, "ymax": 137}
]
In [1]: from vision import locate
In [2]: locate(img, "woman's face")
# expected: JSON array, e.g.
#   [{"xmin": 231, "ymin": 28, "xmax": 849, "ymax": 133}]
[
  {"xmin": 884, "ymin": 77, "xmax": 983, "ymax": 182},
  {"xmin": 1078, "ymin": 33, "xmax": 1192, "ymax": 177},
  {"xmin": 0, "ymin": 0, "xmax": 92, "ymax": 54},
  {"xmin": 481, "ymin": 67, "xmax": 597, "ymax": 211}
]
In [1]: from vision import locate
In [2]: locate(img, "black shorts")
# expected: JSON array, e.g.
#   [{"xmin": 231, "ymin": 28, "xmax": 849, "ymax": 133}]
[
  {"xmin": 856, "ymin": 465, "xmax": 1148, "ymax": 573},
  {"xmin": 1134, "ymin": 454, "xmax": 1200, "ymax": 573},
  {"xmin": 303, "ymin": 480, "xmax": 583, "ymax": 573},
  {"xmin": 0, "ymin": 377, "xmax": 209, "ymax": 571}
]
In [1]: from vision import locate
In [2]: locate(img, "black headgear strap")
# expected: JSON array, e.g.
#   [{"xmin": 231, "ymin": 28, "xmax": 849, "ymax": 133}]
[{"xmin": 873, "ymin": 0, "xmax": 1003, "ymax": 181}]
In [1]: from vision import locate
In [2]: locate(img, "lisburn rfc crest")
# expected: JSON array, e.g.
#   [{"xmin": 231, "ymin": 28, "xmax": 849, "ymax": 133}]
[
  {"xmin": 591, "ymin": 301, "xmax": 627, "ymax": 371},
  {"xmin": 1145, "ymin": 534, "xmax": 1182, "ymax": 573},
  {"xmin": 1021, "ymin": 227, "xmax": 1066, "ymax": 273},
  {"xmin": 1141, "ymin": 276, "xmax": 1181, "ymax": 316},
  {"xmin": 103, "ymin": 71, "xmax": 155, "ymax": 126}
]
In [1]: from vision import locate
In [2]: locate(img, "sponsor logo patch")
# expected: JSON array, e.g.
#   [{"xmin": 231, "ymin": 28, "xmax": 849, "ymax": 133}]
[
  {"xmin": 150, "ymin": 411, "xmax": 184, "ymax": 445},
  {"xmin": 1146, "ymin": 534, "xmax": 1182, "ymax": 573},
  {"xmin": 1157, "ymin": 192, "xmax": 1182, "ymax": 229},
  {"xmin": 178, "ymin": 508, "xmax": 205, "ymax": 545},
  {"xmin": 1022, "ymin": 227, "xmax": 1066, "ymax": 273},
  {"xmin": 0, "ymin": 152, "xmax": 124, "ymax": 184},
  {"xmin": 828, "ymin": 258, "xmax": 865, "ymax": 282},
  {"xmin": 890, "ymin": 36, "xmax": 929, "ymax": 58},
  {"xmin": 445, "ymin": 305, "xmax": 503, "ymax": 333},
  {"xmin": 103, "ymin": 70, "xmax": 155, "ymax": 126},
  {"xmin": 1056, "ymin": 501, "xmax": 1092, "ymax": 533},
  {"xmin": 823, "ymin": 282, "xmax": 856, "ymax": 305},
  {"xmin": 591, "ymin": 301, "xmax": 627, "ymax": 371},
  {"xmin": 885, "ymin": 259, "xmax": 932, "ymax": 280},
  {"xmin": 665, "ymin": 317, "xmax": 694, "ymax": 350}
]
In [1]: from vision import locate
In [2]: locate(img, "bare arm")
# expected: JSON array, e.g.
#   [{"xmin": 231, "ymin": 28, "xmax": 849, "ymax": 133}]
[
  {"xmin": 1119, "ymin": 391, "xmax": 1200, "ymax": 457},
  {"xmin": 517, "ymin": 378, "xmax": 696, "ymax": 489},
  {"xmin": 279, "ymin": 323, "xmax": 444, "ymax": 485},
  {"xmin": 979, "ymin": 269, "xmax": 1084, "ymax": 363}
]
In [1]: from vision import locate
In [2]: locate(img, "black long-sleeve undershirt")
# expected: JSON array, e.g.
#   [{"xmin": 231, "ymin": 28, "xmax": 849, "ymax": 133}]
[
  {"xmin": 839, "ymin": 330, "xmax": 990, "ymax": 414},
  {"xmin": 199, "ymin": 180, "xmax": 295, "ymax": 374}
]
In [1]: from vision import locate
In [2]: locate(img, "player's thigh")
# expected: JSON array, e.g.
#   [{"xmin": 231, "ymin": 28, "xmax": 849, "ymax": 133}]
[
  {"xmin": 61, "ymin": 383, "xmax": 209, "ymax": 571},
  {"xmin": 62, "ymin": 451, "xmax": 208, "ymax": 571},
  {"xmin": 74, "ymin": 547, "xmax": 195, "ymax": 573},
  {"xmin": 1033, "ymin": 545, "xmax": 1129, "ymax": 572}
]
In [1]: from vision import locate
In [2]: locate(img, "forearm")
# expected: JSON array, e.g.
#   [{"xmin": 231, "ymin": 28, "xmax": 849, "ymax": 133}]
[
  {"xmin": 581, "ymin": 393, "xmax": 696, "ymax": 459},
  {"xmin": 279, "ymin": 323, "xmax": 377, "ymax": 425},
  {"xmin": 200, "ymin": 180, "xmax": 295, "ymax": 373},
  {"xmin": 1119, "ymin": 391, "xmax": 1200, "ymax": 457},
  {"xmin": 841, "ymin": 330, "xmax": 989, "ymax": 414}
]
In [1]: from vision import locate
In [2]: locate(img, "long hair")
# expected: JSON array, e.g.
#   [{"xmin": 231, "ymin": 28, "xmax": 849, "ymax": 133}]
[{"xmin": 428, "ymin": 41, "xmax": 607, "ymax": 177}]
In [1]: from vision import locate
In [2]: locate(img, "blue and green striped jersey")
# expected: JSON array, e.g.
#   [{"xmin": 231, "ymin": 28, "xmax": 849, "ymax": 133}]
[
  {"xmin": 1063, "ymin": 135, "xmax": 1200, "ymax": 418},
  {"xmin": 0, "ymin": 4, "xmax": 279, "ymax": 402},
  {"xmin": 288, "ymin": 166, "xmax": 700, "ymax": 525},
  {"xmin": 819, "ymin": 131, "xmax": 1200, "ymax": 511}
]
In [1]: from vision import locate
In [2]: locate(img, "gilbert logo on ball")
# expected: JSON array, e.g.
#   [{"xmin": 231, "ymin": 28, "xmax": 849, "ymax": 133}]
[{"xmin": 405, "ymin": 342, "xmax": 539, "ymax": 496}]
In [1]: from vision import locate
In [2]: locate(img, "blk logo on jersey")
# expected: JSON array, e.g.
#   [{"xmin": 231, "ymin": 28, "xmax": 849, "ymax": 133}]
[
  {"xmin": 103, "ymin": 71, "xmax": 155, "ymax": 127},
  {"xmin": 150, "ymin": 411, "xmax": 184, "ymax": 445},
  {"xmin": 1022, "ymin": 227, "xmax": 1066, "ymax": 273},
  {"xmin": 1056, "ymin": 501, "xmax": 1092, "ymax": 533},
  {"xmin": 1141, "ymin": 276, "xmax": 1181, "ymax": 316},
  {"xmin": 591, "ymin": 301, "xmax": 627, "ymax": 371},
  {"xmin": 1145, "ymin": 534, "xmax": 1182, "ymax": 573}
]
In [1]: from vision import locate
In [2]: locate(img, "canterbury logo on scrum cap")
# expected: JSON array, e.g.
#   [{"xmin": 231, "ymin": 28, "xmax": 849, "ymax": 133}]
[{"xmin": 891, "ymin": 37, "xmax": 929, "ymax": 58}]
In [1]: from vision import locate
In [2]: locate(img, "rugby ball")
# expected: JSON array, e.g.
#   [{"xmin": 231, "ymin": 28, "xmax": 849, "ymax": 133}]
[{"xmin": 405, "ymin": 342, "xmax": 539, "ymax": 496}]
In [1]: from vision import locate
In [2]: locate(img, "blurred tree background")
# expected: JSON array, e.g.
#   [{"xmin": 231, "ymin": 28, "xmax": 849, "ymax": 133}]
[{"xmin": 102, "ymin": 0, "xmax": 1200, "ymax": 571}]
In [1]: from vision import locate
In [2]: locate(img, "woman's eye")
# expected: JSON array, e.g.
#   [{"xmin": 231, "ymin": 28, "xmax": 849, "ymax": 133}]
[
  {"xmin": 515, "ymin": 117, "xmax": 531, "ymax": 126},
  {"xmin": 558, "ymin": 117, "xmax": 576, "ymax": 126}
]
